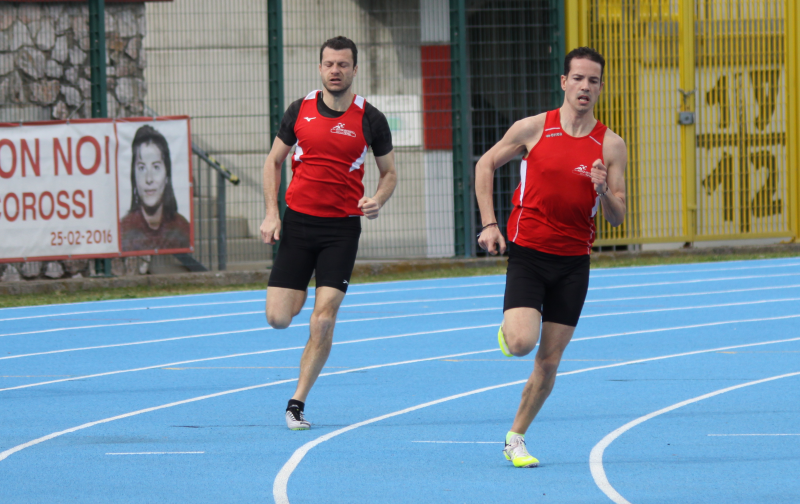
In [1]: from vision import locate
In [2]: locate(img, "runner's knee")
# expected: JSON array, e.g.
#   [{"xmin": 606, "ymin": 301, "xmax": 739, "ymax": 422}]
[
  {"xmin": 266, "ymin": 310, "xmax": 292, "ymax": 329},
  {"xmin": 310, "ymin": 311, "xmax": 336, "ymax": 336},
  {"xmin": 504, "ymin": 326, "xmax": 537, "ymax": 356}
]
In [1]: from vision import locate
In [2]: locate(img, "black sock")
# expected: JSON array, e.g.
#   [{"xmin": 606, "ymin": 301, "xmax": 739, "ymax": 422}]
[{"xmin": 287, "ymin": 399, "xmax": 305, "ymax": 412}]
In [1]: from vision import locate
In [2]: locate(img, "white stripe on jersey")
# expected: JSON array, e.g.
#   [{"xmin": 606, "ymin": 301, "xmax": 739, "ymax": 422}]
[
  {"xmin": 349, "ymin": 146, "xmax": 368, "ymax": 172},
  {"xmin": 305, "ymin": 90, "xmax": 319, "ymax": 100},
  {"xmin": 293, "ymin": 143, "xmax": 304, "ymax": 162},
  {"xmin": 354, "ymin": 95, "xmax": 365, "ymax": 109},
  {"xmin": 513, "ymin": 160, "xmax": 528, "ymax": 242}
]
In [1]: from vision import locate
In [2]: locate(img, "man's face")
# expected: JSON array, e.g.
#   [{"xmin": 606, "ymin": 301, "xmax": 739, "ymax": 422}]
[
  {"xmin": 561, "ymin": 58, "xmax": 604, "ymax": 112},
  {"xmin": 319, "ymin": 47, "xmax": 357, "ymax": 95}
]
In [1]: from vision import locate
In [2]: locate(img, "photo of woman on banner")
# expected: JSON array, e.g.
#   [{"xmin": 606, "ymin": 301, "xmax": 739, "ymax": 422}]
[{"xmin": 120, "ymin": 125, "xmax": 190, "ymax": 252}]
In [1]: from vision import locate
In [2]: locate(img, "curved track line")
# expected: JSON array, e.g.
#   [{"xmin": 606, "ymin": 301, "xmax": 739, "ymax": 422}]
[
  {"xmin": 0, "ymin": 324, "xmax": 497, "ymax": 391},
  {"xmin": 589, "ymin": 371, "xmax": 800, "ymax": 504},
  {"xmin": 0, "ymin": 348, "xmax": 498, "ymax": 462},
  {"xmin": 272, "ymin": 336, "xmax": 800, "ymax": 504}
]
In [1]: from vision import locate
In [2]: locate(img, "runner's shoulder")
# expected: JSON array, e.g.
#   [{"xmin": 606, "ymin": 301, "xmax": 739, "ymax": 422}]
[
  {"xmin": 602, "ymin": 128, "xmax": 627, "ymax": 152},
  {"xmin": 506, "ymin": 113, "xmax": 547, "ymax": 144}
]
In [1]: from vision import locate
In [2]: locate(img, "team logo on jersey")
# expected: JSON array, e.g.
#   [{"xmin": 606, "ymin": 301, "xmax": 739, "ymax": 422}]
[
  {"xmin": 331, "ymin": 123, "xmax": 356, "ymax": 137},
  {"xmin": 572, "ymin": 164, "xmax": 593, "ymax": 178},
  {"xmin": 303, "ymin": 117, "xmax": 317, "ymax": 122},
  {"xmin": 545, "ymin": 132, "xmax": 562, "ymax": 138}
]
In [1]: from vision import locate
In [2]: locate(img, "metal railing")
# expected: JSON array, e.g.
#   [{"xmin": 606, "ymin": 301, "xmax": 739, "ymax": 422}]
[{"xmin": 185, "ymin": 144, "xmax": 241, "ymax": 271}]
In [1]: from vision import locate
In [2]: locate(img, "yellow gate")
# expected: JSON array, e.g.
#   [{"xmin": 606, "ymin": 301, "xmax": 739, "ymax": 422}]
[{"xmin": 566, "ymin": 0, "xmax": 800, "ymax": 246}]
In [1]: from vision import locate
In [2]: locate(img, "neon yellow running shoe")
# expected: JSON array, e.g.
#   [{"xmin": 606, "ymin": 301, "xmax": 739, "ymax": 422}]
[
  {"xmin": 498, "ymin": 325, "xmax": 513, "ymax": 358},
  {"xmin": 504, "ymin": 433, "xmax": 539, "ymax": 468}
]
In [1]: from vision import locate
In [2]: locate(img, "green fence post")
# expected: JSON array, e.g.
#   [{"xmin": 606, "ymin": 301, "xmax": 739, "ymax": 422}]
[
  {"xmin": 89, "ymin": 0, "xmax": 112, "ymax": 277},
  {"xmin": 450, "ymin": 0, "xmax": 472, "ymax": 257},
  {"xmin": 268, "ymin": 0, "xmax": 286, "ymax": 260},
  {"xmin": 554, "ymin": 0, "xmax": 566, "ymax": 108}
]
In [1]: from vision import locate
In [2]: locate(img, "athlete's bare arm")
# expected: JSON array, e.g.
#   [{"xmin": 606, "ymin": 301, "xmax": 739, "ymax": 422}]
[
  {"xmin": 260, "ymin": 137, "xmax": 293, "ymax": 244},
  {"xmin": 475, "ymin": 114, "xmax": 546, "ymax": 255},
  {"xmin": 590, "ymin": 130, "xmax": 627, "ymax": 227},
  {"xmin": 358, "ymin": 150, "xmax": 397, "ymax": 220}
]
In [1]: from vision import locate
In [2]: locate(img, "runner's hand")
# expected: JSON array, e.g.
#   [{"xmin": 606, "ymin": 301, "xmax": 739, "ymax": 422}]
[
  {"xmin": 478, "ymin": 225, "xmax": 506, "ymax": 256},
  {"xmin": 358, "ymin": 197, "xmax": 381, "ymax": 220},
  {"xmin": 591, "ymin": 158, "xmax": 608, "ymax": 195},
  {"xmin": 260, "ymin": 214, "xmax": 281, "ymax": 244}
]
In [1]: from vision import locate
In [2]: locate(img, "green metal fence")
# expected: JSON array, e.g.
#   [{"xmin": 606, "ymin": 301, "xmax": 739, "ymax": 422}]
[
  {"xmin": 462, "ymin": 0, "xmax": 564, "ymax": 255},
  {"xmin": 144, "ymin": 0, "xmax": 272, "ymax": 270},
  {"xmin": 0, "ymin": 0, "xmax": 565, "ymax": 276}
]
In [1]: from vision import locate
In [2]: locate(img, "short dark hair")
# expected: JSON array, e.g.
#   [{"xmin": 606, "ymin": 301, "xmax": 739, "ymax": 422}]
[
  {"xmin": 564, "ymin": 47, "xmax": 605, "ymax": 80},
  {"xmin": 320, "ymin": 36, "xmax": 358, "ymax": 66},
  {"xmin": 128, "ymin": 125, "xmax": 178, "ymax": 219}
]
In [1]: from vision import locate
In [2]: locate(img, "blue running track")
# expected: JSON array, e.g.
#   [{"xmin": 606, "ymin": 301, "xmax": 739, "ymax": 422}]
[{"xmin": 1, "ymin": 257, "xmax": 799, "ymax": 503}]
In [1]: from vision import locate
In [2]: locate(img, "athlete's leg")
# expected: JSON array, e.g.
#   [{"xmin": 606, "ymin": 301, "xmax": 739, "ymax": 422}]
[
  {"xmin": 501, "ymin": 306, "xmax": 542, "ymax": 356},
  {"xmin": 291, "ymin": 286, "xmax": 346, "ymax": 402},
  {"xmin": 265, "ymin": 287, "xmax": 308, "ymax": 329},
  {"xmin": 510, "ymin": 321, "xmax": 575, "ymax": 434}
]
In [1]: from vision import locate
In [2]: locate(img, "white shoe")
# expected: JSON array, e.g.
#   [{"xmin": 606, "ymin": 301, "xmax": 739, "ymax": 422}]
[
  {"xmin": 285, "ymin": 409, "xmax": 310, "ymax": 430},
  {"xmin": 503, "ymin": 434, "xmax": 539, "ymax": 467}
]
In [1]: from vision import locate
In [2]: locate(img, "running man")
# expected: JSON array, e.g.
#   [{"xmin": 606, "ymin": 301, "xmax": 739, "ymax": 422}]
[
  {"xmin": 260, "ymin": 36, "xmax": 396, "ymax": 430},
  {"xmin": 475, "ymin": 47, "xmax": 627, "ymax": 467}
]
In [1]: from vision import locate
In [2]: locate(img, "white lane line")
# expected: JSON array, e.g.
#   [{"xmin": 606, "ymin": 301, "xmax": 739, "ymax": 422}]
[
  {"xmin": 582, "ymin": 297, "xmax": 800, "ymax": 319},
  {"xmin": 0, "ymin": 348, "xmax": 500, "ymax": 463},
  {"xmin": 5, "ymin": 267, "xmax": 799, "ymax": 322},
  {"xmin": 589, "ymin": 261, "xmax": 800, "ymax": 279},
  {"xmin": 707, "ymin": 433, "xmax": 800, "ymax": 437},
  {"xmin": 7, "ymin": 270, "xmax": 799, "ymax": 338},
  {"xmin": 271, "ymin": 336, "xmax": 800, "ymax": 504},
  {"xmin": 590, "ymin": 371, "xmax": 800, "ymax": 504},
  {"xmin": 588, "ymin": 271, "xmax": 800, "ymax": 291},
  {"xmin": 106, "ymin": 452, "xmax": 204, "ymax": 455},
  {"xmin": 7, "ymin": 308, "xmax": 800, "ymax": 363},
  {"xmin": 2, "ymin": 259, "xmax": 796, "ymax": 314},
  {"xmin": 7, "ymin": 279, "xmax": 800, "ymax": 325},
  {"xmin": 585, "ymin": 283, "xmax": 800, "ymax": 304},
  {"xmin": 0, "ymin": 327, "xmax": 268, "ymax": 361},
  {"xmin": 0, "ymin": 294, "xmax": 505, "ymax": 323},
  {"xmin": 573, "ymin": 313, "xmax": 800, "ymax": 343},
  {"xmin": 411, "ymin": 441, "xmax": 502, "ymax": 444},
  {"xmin": 0, "ymin": 299, "xmax": 263, "ymax": 323},
  {"xmin": 0, "ymin": 306, "xmax": 501, "ymax": 339},
  {"xmin": 2, "ymin": 333, "xmax": 797, "ymax": 491},
  {"xmin": 0, "ymin": 324, "xmax": 498, "ymax": 392},
  {"xmin": 0, "ymin": 311, "xmax": 263, "ymax": 338}
]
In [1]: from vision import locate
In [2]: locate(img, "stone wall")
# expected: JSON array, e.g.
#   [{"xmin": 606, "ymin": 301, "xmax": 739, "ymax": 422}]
[
  {"xmin": 0, "ymin": 2, "xmax": 149, "ymax": 282},
  {"xmin": 0, "ymin": 2, "xmax": 147, "ymax": 123}
]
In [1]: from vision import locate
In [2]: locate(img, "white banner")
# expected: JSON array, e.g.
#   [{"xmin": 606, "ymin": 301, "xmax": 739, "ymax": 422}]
[{"xmin": 0, "ymin": 117, "xmax": 192, "ymax": 263}]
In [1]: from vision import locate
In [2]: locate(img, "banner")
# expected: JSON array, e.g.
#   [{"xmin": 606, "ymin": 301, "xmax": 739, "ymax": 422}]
[{"xmin": 0, "ymin": 117, "xmax": 192, "ymax": 263}]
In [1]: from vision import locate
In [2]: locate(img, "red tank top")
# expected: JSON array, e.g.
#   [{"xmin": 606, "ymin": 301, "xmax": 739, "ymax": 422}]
[
  {"xmin": 506, "ymin": 109, "xmax": 607, "ymax": 256},
  {"xmin": 285, "ymin": 91, "xmax": 369, "ymax": 218}
]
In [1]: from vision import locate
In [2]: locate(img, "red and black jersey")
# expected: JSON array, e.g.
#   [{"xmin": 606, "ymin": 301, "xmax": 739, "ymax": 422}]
[
  {"xmin": 285, "ymin": 91, "xmax": 373, "ymax": 218},
  {"xmin": 507, "ymin": 108, "xmax": 608, "ymax": 256}
]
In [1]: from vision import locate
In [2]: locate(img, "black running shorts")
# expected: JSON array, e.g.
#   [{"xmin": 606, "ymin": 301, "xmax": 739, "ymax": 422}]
[
  {"xmin": 268, "ymin": 207, "xmax": 361, "ymax": 293},
  {"xmin": 503, "ymin": 242, "xmax": 590, "ymax": 327}
]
